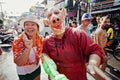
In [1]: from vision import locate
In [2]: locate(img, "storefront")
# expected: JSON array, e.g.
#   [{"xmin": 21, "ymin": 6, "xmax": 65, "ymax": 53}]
[{"xmin": 90, "ymin": 0, "xmax": 120, "ymax": 25}]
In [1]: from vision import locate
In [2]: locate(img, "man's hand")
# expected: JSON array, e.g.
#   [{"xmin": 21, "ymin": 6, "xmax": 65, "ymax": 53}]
[
  {"xmin": 87, "ymin": 64, "xmax": 111, "ymax": 80},
  {"xmin": 23, "ymin": 33, "xmax": 33, "ymax": 49},
  {"xmin": 87, "ymin": 64, "xmax": 95, "ymax": 74}
]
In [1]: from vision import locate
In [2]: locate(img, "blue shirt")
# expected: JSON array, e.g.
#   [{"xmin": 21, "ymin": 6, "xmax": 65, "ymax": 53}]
[{"xmin": 77, "ymin": 24, "xmax": 92, "ymax": 37}]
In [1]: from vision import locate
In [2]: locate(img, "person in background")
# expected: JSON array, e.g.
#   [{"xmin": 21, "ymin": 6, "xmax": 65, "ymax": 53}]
[
  {"xmin": 94, "ymin": 15, "xmax": 110, "ymax": 80},
  {"xmin": 17, "ymin": 23, "xmax": 23, "ymax": 35},
  {"xmin": 77, "ymin": 13, "xmax": 93, "ymax": 37},
  {"xmin": 96, "ymin": 16, "xmax": 101, "ymax": 28},
  {"xmin": 114, "ymin": 22, "xmax": 120, "ymax": 37},
  {"xmin": 92, "ymin": 16, "xmax": 101, "ymax": 37},
  {"xmin": 42, "ymin": 7, "xmax": 110, "ymax": 80},
  {"xmin": 106, "ymin": 24, "xmax": 115, "ymax": 47},
  {"xmin": 12, "ymin": 15, "xmax": 44, "ymax": 80},
  {"xmin": 71, "ymin": 21, "xmax": 77, "ymax": 28},
  {"xmin": 106, "ymin": 24, "xmax": 119, "ymax": 51},
  {"xmin": 69, "ymin": 22, "xmax": 72, "ymax": 27}
]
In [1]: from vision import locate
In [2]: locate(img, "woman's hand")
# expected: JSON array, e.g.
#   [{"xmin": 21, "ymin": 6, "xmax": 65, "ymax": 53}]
[{"xmin": 23, "ymin": 33, "xmax": 33, "ymax": 49}]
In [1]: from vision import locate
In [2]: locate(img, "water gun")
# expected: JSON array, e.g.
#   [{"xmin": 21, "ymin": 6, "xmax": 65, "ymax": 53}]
[{"xmin": 42, "ymin": 54, "xmax": 68, "ymax": 80}]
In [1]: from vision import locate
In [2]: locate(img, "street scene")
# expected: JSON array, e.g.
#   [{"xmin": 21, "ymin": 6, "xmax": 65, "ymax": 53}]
[
  {"xmin": 0, "ymin": 0, "xmax": 120, "ymax": 80},
  {"xmin": 0, "ymin": 46, "xmax": 48, "ymax": 80},
  {"xmin": 0, "ymin": 46, "xmax": 120, "ymax": 80}
]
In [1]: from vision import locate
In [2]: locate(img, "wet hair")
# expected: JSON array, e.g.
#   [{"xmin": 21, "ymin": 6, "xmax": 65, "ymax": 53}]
[
  {"xmin": 37, "ymin": 24, "xmax": 39, "ymax": 31},
  {"xmin": 72, "ymin": 21, "xmax": 77, "ymax": 25}
]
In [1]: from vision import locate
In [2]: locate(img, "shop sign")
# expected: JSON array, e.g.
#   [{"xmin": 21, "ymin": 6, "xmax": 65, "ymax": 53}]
[{"xmin": 90, "ymin": 0, "xmax": 120, "ymax": 11}]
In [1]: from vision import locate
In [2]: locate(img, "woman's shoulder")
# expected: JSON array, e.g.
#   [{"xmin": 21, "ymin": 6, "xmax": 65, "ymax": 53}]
[{"xmin": 12, "ymin": 34, "xmax": 24, "ymax": 46}]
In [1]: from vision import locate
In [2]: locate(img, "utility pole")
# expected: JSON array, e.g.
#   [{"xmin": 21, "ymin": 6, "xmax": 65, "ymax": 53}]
[
  {"xmin": 77, "ymin": 0, "xmax": 82, "ymax": 25},
  {"xmin": 0, "ymin": 1, "xmax": 5, "ymax": 20},
  {"xmin": 66, "ymin": 0, "xmax": 73, "ymax": 26}
]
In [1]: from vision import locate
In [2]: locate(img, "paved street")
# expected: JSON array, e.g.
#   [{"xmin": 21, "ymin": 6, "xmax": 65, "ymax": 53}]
[
  {"xmin": 0, "ymin": 46, "xmax": 120, "ymax": 80},
  {"xmin": 0, "ymin": 47, "xmax": 48, "ymax": 80}
]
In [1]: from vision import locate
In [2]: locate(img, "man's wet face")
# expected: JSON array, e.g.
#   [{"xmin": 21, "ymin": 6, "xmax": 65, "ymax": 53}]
[
  {"xmin": 102, "ymin": 17, "xmax": 110, "ymax": 29},
  {"xmin": 104, "ymin": 18, "xmax": 110, "ymax": 29}
]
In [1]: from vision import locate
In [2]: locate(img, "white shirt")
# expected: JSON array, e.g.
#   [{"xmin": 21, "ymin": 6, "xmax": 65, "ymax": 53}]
[{"xmin": 17, "ymin": 47, "xmax": 40, "ymax": 75}]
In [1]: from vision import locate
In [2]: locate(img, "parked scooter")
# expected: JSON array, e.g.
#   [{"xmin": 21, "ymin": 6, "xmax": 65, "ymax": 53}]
[
  {"xmin": 106, "ymin": 37, "xmax": 120, "ymax": 61},
  {"xmin": 0, "ymin": 30, "xmax": 14, "ymax": 44}
]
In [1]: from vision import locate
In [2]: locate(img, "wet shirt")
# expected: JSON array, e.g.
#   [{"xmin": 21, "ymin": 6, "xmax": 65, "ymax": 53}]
[
  {"xmin": 12, "ymin": 34, "xmax": 43, "ymax": 66},
  {"xmin": 94, "ymin": 27, "xmax": 108, "ymax": 49},
  {"xmin": 43, "ymin": 27, "xmax": 104, "ymax": 80},
  {"xmin": 77, "ymin": 24, "xmax": 92, "ymax": 37}
]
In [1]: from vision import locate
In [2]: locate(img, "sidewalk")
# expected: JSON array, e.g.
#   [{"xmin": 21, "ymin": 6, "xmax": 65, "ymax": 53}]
[
  {"xmin": 0, "ymin": 50, "xmax": 107, "ymax": 80},
  {"xmin": 0, "ymin": 50, "xmax": 96, "ymax": 80},
  {"xmin": 0, "ymin": 50, "xmax": 48, "ymax": 80},
  {"xmin": 0, "ymin": 51, "xmax": 18, "ymax": 80}
]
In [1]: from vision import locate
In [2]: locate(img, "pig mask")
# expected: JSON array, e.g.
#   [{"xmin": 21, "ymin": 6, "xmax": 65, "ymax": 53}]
[{"xmin": 44, "ymin": 8, "xmax": 66, "ymax": 35}]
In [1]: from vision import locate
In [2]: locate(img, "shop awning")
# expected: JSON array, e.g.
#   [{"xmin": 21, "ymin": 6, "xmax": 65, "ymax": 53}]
[{"xmin": 91, "ymin": 7, "xmax": 120, "ymax": 14}]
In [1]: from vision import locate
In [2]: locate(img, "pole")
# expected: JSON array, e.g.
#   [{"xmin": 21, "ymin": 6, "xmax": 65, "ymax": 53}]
[
  {"xmin": 0, "ymin": 2, "xmax": 3, "ymax": 20},
  {"xmin": 77, "ymin": 0, "xmax": 81, "ymax": 25},
  {"xmin": 0, "ymin": 1, "xmax": 5, "ymax": 20}
]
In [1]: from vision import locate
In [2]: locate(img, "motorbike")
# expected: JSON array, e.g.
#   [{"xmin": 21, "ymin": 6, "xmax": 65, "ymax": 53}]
[
  {"xmin": 0, "ymin": 29, "xmax": 14, "ymax": 44},
  {"xmin": 113, "ymin": 46, "xmax": 120, "ymax": 61},
  {"xmin": 106, "ymin": 37, "xmax": 120, "ymax": 61}
]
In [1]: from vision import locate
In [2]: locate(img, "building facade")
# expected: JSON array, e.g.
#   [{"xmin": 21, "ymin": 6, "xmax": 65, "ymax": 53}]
[{"xmin": 89, "ymin": 0, "xmax": 120, "ymax": 25}]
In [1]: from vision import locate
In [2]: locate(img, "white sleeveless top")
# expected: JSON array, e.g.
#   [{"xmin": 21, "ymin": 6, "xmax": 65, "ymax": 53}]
[{"xmin": 17, "ymin": 47, "xmax": 40, "ymax": 75}]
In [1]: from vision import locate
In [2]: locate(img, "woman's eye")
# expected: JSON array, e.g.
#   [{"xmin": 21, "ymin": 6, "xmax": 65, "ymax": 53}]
[
  {"xmin": 25, "ymin": 24, "xmax": 28, "ymax": 26},
  {"xmin": 32, "ymin": 24, "xmax": 35, "ymax": 26}
]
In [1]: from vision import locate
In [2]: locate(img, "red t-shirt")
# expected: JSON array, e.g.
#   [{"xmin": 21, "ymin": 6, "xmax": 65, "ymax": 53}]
[{"xmin": 43, "ymin": 27, "xmax": 104, "ymax": 80}]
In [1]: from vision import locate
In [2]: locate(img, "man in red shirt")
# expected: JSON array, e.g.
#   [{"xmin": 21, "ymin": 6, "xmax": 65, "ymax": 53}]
[{"xmin": 43, "ymin": 7, "xmax": 110, "ymax": 80}]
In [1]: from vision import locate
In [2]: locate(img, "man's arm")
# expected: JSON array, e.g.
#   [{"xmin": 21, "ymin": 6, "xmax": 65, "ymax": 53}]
[
  {"xmin": 87, "ymin": 54, "xmax": 111, "ymax": 80},
  {"xmin": 88, "ymin": 54, "xmax": 101, "ymax": 67}
]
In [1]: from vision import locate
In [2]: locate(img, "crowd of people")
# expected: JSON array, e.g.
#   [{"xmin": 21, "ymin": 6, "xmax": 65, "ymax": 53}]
[{"xmin": 11, "ymin": 7, "xmax": 120, "ymax": 80}]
